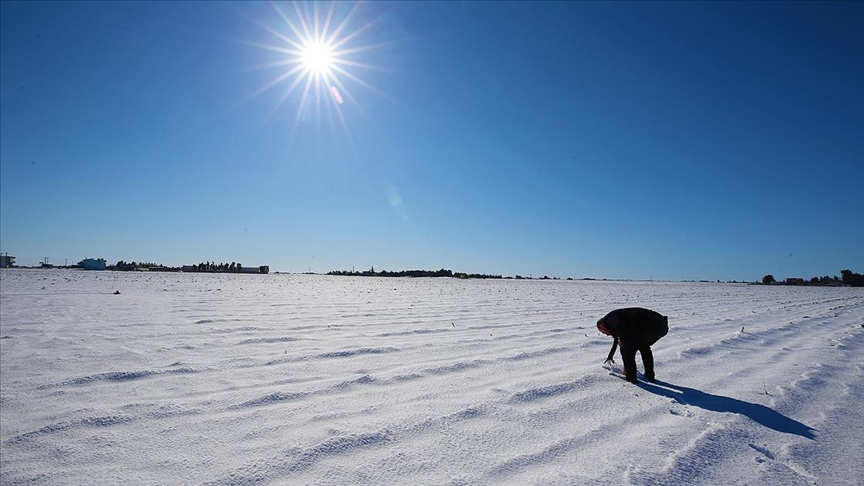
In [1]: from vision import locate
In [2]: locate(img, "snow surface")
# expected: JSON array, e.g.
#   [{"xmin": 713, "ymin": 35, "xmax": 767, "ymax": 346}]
[{"xmin": 1, "ymin": 269, "xmax": 863, "ymax": 485}]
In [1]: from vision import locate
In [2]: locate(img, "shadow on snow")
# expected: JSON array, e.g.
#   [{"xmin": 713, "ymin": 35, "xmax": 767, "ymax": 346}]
[{"xmin": 640, "ymin": 380, "xmax": 817, "ymax": 440}]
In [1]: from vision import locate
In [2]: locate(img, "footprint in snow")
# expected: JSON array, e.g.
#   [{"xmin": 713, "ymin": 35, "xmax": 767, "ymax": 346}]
[{"xmin": 749, "ymin": 443, "xmax": 775, "ymax": 462}]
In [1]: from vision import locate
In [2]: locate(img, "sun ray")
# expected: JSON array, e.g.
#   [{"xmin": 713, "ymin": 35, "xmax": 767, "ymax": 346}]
[
  {"xmin": 315, "ymin": 72, "xmax": 324, "ymax": 133},
  {"xmin": 321, "ymin": 71, "xmax": 360, "ymax": 157},
  {"xmin": 329, "ymin": 63, "xmax": 395, "ymax": 102},
  {"xmin": 253, "ymin": 17, "xmax": 305, "ymax": 52},
  {"xmin": 328, "ymin": 17, "xmax": 382, "ymax": 52},
  {"xmin": 312, "ymin": 2, "xmax": 320, "ymax": 45},
  {"xmin": 272, "ymin": 2, "xmax": 309, "ymax": 49},
  {"xmin": 331, "ymin": 59, "xmax": 393, "ymax": 73},
  {"xmin": 290, "ymin": 70, "xmax": 317, "ymax": 140},
  {"xmin": 324, "ymin": 1, "xmax": 363, "ymax": 47},
  {"xmin": 241, "ymin": 1, "xmax": 398, "ymax": 143},
  {"xmin": 233, "ymin": 38, "xmax": 300, "ymax": 56},
  {"xmin": 263, "ymin": 66, "xmax": 312, "ymax": 123},
  {"xmin": 292, "ymin": 2, "xmax": 315, "ymax": 47},
  {"xmin": 237, "ymin": 62, "xmax": 307, "ymax": 107},
  {"xmin": 243, "ymin": 58, "xmax": 304, "ymax": 73},
  {"xmin": 320, "ymin": 69, "xmax": 345, "ymax": 104},
  {"xmin": 321, "ymin": 2, "xmax": 336, "ymax": 45},
  {"xmin": 324, "ymin": 70, "xmax": 375, "ymax": 126},
  {"xmin": 332, "ymin": 40, "xmax": 401, "ymax": 58}
]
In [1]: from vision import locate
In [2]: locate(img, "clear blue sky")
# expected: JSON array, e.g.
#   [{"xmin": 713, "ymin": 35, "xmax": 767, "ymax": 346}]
[{"xmin": 1, "ymin": 1, "xmax": 862, "ymax": 281}]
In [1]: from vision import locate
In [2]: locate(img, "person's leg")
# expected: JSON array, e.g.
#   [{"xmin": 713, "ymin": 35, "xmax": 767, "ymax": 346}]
[
  {"xmin": 620, "ymin": 344, "xmax": 638, "ymax": 383},
  {"xmin": 640, "ymin": 345, "xmax": 655, "ymax": 383}
]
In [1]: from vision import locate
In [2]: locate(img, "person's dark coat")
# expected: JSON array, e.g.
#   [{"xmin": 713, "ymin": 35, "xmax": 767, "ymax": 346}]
[{"xmin": 597, "ymin": 307, "xmax": 668, "ymax": 383}]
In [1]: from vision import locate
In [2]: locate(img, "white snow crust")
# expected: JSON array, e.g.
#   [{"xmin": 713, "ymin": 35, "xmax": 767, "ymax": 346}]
[{"xmin": 2, "ymin": 269, "xmax": 862, "ymax": 485}]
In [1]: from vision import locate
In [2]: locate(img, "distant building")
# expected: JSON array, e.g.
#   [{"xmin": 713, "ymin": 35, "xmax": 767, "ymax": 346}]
[
  {"xmin": 239, "ymin": 265, "xmax": 270, "ymax": 274},
  {"xmin": 80, "ymin": 258, "xmax": 107, "ymax": 270},
  {"xmin": 0, "ymin": 254, "xmax": 15, "ymax": 268}
]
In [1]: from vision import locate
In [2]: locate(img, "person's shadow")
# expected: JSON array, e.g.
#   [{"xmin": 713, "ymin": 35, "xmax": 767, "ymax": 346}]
[{"xmin": 638, "ymin": 380, "xmax": 817, "ymax": 440}]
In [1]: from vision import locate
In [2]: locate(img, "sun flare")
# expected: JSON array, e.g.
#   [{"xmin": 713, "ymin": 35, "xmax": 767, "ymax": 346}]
[{"xmin": 240, "ymin": 1, "xmax": 393, "ymax": 142}]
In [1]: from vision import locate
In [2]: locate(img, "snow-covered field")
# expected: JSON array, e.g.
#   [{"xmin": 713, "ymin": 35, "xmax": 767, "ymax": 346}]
[{"xmin": 1, "ymin": 269, "xmax": 862, "ymax": 485}]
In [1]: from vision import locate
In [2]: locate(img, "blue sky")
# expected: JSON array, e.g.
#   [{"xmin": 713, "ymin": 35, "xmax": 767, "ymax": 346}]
[{"xmin": 1, "ymin": 1, "xmax": 862, "ymax": 281}]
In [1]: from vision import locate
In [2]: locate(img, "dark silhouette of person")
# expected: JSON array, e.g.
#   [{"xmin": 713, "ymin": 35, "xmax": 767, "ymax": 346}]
[{"xmin": 597, "ymin": 307, "xmax": 668, "ymax": 383}]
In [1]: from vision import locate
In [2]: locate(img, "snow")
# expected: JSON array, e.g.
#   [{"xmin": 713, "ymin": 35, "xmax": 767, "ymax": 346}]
[{"xmin": 1, "ymin": 269, "xmax": 862, "ymax": 485}]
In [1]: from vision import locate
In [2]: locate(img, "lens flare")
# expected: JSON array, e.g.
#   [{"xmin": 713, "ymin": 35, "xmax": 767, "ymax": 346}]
[{"xmin": 330, "ymin": 85, "xmax": 343, "ymax": 104}]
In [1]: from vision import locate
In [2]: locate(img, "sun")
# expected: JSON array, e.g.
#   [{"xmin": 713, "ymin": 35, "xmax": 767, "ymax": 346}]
[
  {"xmin": 299, "ymin": 41, "xmax": 334, "ymax": 75},
  {"xmin": 239, "ymin": 1, "xmax": 394, "ymax": 142}
]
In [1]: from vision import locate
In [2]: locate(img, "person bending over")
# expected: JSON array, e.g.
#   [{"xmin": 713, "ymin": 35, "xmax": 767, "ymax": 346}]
[{"xmin": 597, "ymin": 307, "xmax": 668, "ymax": 383}]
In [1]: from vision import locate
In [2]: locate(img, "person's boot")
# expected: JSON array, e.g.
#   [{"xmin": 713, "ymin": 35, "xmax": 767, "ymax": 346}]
[
  {"xmin": 623, "ymin": 366, "xmax": 637, "ymax": 383},
  {"xmin": 645, "ymin": 371, "xmax": 656, "ymax": 383}
]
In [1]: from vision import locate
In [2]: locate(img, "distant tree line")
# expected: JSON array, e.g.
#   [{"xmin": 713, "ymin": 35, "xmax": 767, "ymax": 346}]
[
  {"xmin": 327, "ymin": 267, "xmax": 502, "ymax": 279},
  {"xmin": 112, "ymin": 261, "xmax": 171, "ymax": 271},
  {"xmin": 110, "ymin": 261, "xmax": 253, "ymax": 273},
  {"xmin": 187, "ymin": 261, "xmax": 245, "ymax": 273},
  {"xmin": 454, "ymin": 272, "xmax": 503, "ymax": 279},
  {"xmin": 762, "ymin": 269, "xmax": 863, "ymax": 287}
]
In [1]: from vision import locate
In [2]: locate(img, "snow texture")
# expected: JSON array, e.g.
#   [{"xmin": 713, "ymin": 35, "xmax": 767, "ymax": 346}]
[{"xmin": 2, "ymin": 269, "xmax": 862, "ymax": 485}]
